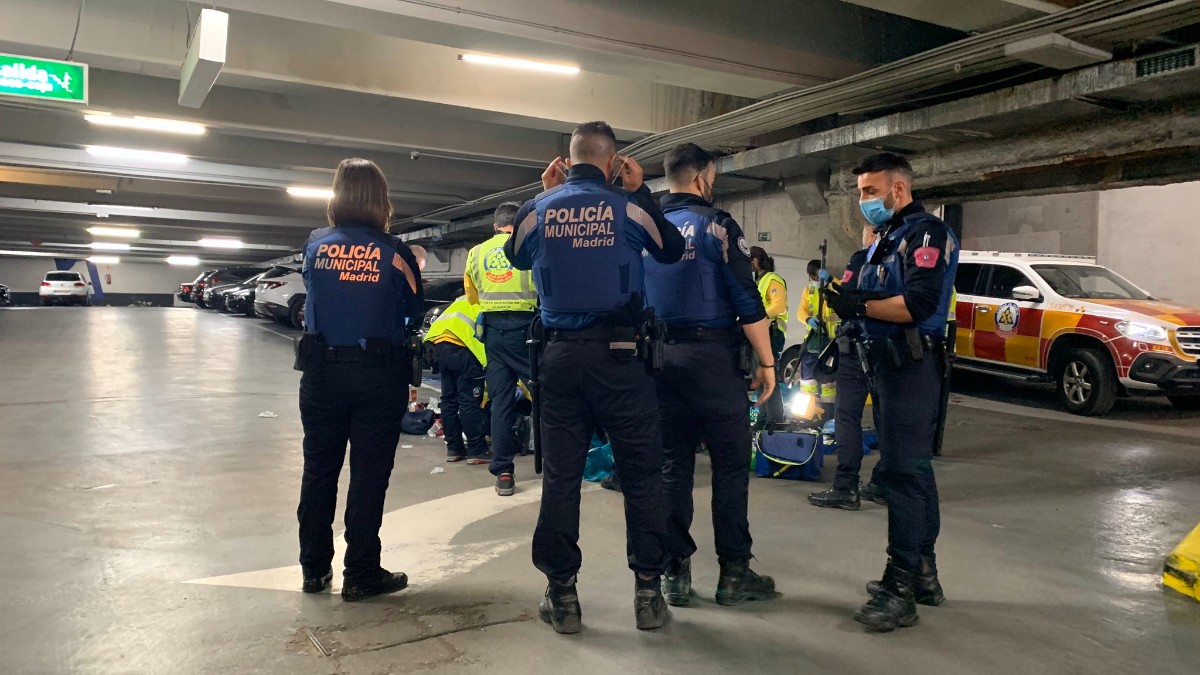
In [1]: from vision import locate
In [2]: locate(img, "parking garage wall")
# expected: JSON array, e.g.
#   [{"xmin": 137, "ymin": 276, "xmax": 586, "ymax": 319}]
[
  {"xmin": 0, "ymin": 258, "xmax": 198, "ymax": 307},
  {"xmin": 961, "ymin": 181, "xmax": 1199, "ymax": 307},
  {"xmin": 716, "ymin": 187, "xmax": 860, "ymax": 275}
]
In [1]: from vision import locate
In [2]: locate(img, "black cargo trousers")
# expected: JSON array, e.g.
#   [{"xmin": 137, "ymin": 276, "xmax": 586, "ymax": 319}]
[
  {"xmin": 531, "ymin": 333, "xmax": 669, "ymax": 582},
  {"xmin": 297, "ymin": 356, "xmax": 408, "ymax": 584}
]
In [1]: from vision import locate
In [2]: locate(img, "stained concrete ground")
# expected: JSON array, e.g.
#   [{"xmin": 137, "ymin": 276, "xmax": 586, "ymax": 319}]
[{"xmin": 1, "ymin": 307, "xmax": 1198, "ymax": 675}]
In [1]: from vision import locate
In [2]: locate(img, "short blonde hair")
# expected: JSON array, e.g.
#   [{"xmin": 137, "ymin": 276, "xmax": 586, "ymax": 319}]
[{"xmin": 327, "ymin": 158, "xmax": 392, "ymax": 231}]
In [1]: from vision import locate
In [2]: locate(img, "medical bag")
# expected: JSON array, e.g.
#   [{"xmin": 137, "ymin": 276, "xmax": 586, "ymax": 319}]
[{"xmin": 754, "ymin": 427, "xmax": 823, "ymax": 481}]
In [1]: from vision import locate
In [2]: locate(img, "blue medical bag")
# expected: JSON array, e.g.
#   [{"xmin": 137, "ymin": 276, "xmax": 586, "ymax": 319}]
[{"xmin": 754, "ymin": 427, "xmax": 823, "ymax": 482}]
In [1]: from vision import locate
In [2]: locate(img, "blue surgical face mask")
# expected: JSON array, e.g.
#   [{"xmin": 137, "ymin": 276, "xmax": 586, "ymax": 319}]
[{"xmin": 859, "ymin": 184, "xmax": 896, "ymax": 227}]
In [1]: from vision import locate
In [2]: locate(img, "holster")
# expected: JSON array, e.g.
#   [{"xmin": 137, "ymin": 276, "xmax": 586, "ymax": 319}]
[
  {"xmin": 638, "ymin": 308, "xmax": 666, "ymax": 375},
  {"xmin": 293, "ymin": 333, "xmax": 328, "ymax": 372},
  {"xmin": 864, "ymin": 327, "xmax": 943, "ymax": 374},
  {"xmin": 735, "ymin": 332, "xmax": 754, "ymax": 378}
]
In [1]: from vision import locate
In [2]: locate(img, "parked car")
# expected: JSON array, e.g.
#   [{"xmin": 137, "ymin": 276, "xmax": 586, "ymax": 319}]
[
  {"xmin": 191, "ymin": 267, "xmax": 261, "ymax": 308},
  {"xmin": 0, "ymin": 283, "xmax": 10, "ymax": 305},
  {"xmin": 417, "ymin": 277, "xmax": 467, "ymax": 338},
  {"xmin": 255, "ymin": 269, "xmax": 306, "ymax": 329},
  {"xmin": 39, "ymin": 270, "xmax": 93, "ymax": 306},
  {"xmin": 225, "ymin": 266, "xmax": 296, "ymax": 316},
  {"xmin": 953, "ymin": 251, "xmax": 1200, "ymax": 414}
]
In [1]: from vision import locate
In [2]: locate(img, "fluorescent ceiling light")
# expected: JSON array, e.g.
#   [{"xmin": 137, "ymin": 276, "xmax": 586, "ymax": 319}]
[
  {"xmin": 90, "ymin": 242, "xmax": 131, "ymax": 251},
  {"xmin": 87, "ymin": 226, "xmax": 141, "ymax": 238},
  {"xmin": 166, "ymin": 255, "xmax": 200, "ymax": 266},
  {"xmin": 84, "ymin": 113, "xmax": 207, "ymax": 136},
  {"xmin": 198, "ymin": 238, "xmax": 244, "ymax": 249},
  {"xmin": 458, "ymin": 53, "xmax": 580, "ymax": 75},
  {"xmin": 0, "ymin": 249, "xmax": 57, "ymax": 257},
  {"xmin": 88, "ymin": 256, "xmax": 120, "ymax": 264},
  {"xmin": 85, "ymin": 146, "xmax": 189, "ymax": 164},
  {"xmin": 287, "ymin": 186, "xmax": 335, "ymax": 200}
]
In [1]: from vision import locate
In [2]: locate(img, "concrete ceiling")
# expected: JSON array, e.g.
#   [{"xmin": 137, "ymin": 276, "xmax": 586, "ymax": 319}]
[
  {"xmin": 839, "ymin": 0, "xmax": 1088, "ymax": 33},
  {"xmin": 0, "ymin": 0, "xmax": 960, "ymax": 266}
]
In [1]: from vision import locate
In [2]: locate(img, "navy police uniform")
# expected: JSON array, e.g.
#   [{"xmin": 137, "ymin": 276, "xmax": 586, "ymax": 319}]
[
  {"xmin": 506, "ymin": 164, "xmax": 685, "ymax": 583},
  {"xmin": 296, "ymin": 221, "xmax": 424, "ymax": 586},
  {"xmin": 857, "ymin": 201, "xmax": 958, "ymax": 576},
  {"xmin": 644, "ymin": 193, "xmax": 765, "ymax": 568},
  {"xmin": 831, "ymin": 247, "xmax": 883, "ymax": 494}
]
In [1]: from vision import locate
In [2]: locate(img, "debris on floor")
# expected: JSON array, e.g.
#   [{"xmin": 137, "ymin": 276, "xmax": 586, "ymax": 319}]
[
  {"xmin": 430, "ymin": 466, "xmax": 445, "ymax": 475},
  {"xmin": 258, "ymin": 411, "xmax": 279, "ymax": 418}
]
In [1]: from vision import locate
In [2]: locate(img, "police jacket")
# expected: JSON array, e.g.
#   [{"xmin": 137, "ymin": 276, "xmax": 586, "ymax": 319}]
[
  {"xmin": 504, "ymin": 164, "xmax": 686, "ymax": 330},
  {"xmin": 842, "ymin": 248, "xmax": 870, "ymax": 290},
  {"xmin": 302, "ymin": 221, "xmax": 424, "ymax": 347},
  {"xmin": 857, "ymin": 201, "xmax": 960, "ymax": 339},
  {"xmin": 644, "ymin": 193, "xmax": 766, "ymax": 329}
]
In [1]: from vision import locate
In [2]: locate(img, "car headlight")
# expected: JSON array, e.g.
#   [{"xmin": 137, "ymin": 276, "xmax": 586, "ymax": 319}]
[{"xmin": 1115, "ymin": 320, "xmax": 1167, "ymax": 342}]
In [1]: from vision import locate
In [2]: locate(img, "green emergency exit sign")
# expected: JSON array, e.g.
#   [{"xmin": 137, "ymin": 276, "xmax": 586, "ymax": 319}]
[{"xmin": 0, "ymin": 53, "xmax": 88, "ymax": 103}]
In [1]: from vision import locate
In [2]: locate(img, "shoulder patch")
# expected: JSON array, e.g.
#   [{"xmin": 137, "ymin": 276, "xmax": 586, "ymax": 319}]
[{"xmin": 737, "ymin": 236, "xmax": 751, "ymax": 257}]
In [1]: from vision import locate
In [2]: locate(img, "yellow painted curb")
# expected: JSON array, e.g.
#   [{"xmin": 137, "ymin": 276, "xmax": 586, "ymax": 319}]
[{"xmin": 1163, "ymin": 522, "xmax": 1200, "ymax": 602}]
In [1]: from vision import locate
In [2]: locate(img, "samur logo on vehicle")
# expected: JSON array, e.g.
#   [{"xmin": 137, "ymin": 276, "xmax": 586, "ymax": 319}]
[
  {"xmin": 483, "ymin": 246, "xmax": 514, "ymax": 284},
  {"xmin": 996, "ymin": 301, "xmax": 1020, "ymax": 338}
]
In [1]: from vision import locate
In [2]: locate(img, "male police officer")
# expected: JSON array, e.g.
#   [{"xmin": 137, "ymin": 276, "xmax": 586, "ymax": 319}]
[
  {"xmin": 809, "ymin": 224, "xmax": 885, "ymax": 511},
  {"xmin": 644, "ymin": 143, "xmax": 778, "ymax": 608},
  {"xmin": 825, "ymin": 152, "xmax": 959, "ymax": 632},
  {"xmin": 465, "ymin": 202, "xmax": 538, "ymax": 495},
  {"xmin": 506, "ymin": 121, "xmax": 685, "ymax": 633},
  {"xmin": 423, "ymin": 295, "xmax": 489, "ymax": 463}
]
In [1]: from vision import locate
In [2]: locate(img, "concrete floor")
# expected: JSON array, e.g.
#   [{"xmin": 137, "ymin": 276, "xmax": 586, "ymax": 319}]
[{"xmin": 1, "ymin": 307, "xmax": 1198, "ymax": 675}]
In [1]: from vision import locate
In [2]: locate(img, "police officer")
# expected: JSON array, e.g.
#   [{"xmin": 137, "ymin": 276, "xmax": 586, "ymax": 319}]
[
  {"xmin": 465, "ymin": 202, "xmax": 538, "ymax": 496},
  {"xmin": 424, "ymin": 295, "xmax": 489, "ymax": 463},
  {"xmin": 824, "ymin": 153, "xmax": 959, "ymax": 632},
  {"xmin": 296, "ymin": 158, "xmax": 424, "ymax": 601},
  {"xmin": 644, "ymin": 143, "xmax": 778, "ymax": 608},
  {"xmin": 506, "ymin": 121, "xmax": 685, "ymax": 633},
  {"xmin": 808, "ymin": 224, "xmax": 885, "ymax": 511}
]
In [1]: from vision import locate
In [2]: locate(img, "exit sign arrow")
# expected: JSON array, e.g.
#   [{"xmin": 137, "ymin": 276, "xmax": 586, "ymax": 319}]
[{"xmin": 0, "ymin": 52, "xmax": 88, "ymax": 104}]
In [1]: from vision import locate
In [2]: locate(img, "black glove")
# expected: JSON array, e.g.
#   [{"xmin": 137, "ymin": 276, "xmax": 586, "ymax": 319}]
[{"xmin": 823, "ymin": 282, "xmax": 868, "ymax": 321}]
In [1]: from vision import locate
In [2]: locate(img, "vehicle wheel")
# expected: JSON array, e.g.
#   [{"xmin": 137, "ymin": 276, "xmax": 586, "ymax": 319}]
[
  {"xmin": 779, "ymin": 346, "xmax": 803, "ymax": 388},
  {"xmin": 1168, "ymin": 395, "xmax": 1200, "ymax": 411},
  {"xmin": 1055, "ymin": 347, "xmax": 1117, "ymax": 416},
  {"xmin": 289, "ymin": 296, "xmax": 305, "ymax": 330},
  {"xmin": 41, "ymin": 298, "xmax": 50, "ymax": 306},
  {"xmin": 196, "ymin": 299, "xmax": 207, "ymax": 309}
]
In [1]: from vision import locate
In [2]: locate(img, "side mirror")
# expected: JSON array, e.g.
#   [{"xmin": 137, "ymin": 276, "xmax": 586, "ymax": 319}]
[{"xmin": 1012, "ymin": 285, "xmax": 1041, "ymax": 302}]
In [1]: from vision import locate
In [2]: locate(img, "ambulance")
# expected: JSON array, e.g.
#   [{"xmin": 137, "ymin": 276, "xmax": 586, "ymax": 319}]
[{"xmin": 953, "ymin": 251, "xmax": 1200, "ymax": 415}]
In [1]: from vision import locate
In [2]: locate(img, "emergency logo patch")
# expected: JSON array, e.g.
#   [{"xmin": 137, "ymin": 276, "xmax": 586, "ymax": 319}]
[
  {"xmin": 913, "ymin": 246, "xmax": 940, "ymax": 269},
  {"xmin": 737, "ymin": 236, "xmax": 750, "ymax": 257},
  {"xmin": 995, "ymin": 302, "xmax": 1020, "ymax": 338},
  {"xmin": 842, "ymin": 270, "xmax": 854, "ymax": 284},
  {"xmin": 483, "ymin": 246, "xmax": 514, "ymax": 284}
]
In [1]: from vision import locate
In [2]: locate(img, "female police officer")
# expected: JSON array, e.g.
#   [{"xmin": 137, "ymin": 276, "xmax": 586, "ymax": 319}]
[{"xmin": 295, "ymin": 158, "xmax": 425, "ymax": 601}]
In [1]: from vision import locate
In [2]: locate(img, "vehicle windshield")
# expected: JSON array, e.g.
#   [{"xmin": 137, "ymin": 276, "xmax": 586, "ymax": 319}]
[
  {"xmin": 46, "ymin": 272, "xmax": 81, "ymax": 281},
  {"xmin": 1032, "ymin": 264, "xmax": 1150, "ymax": 300}
]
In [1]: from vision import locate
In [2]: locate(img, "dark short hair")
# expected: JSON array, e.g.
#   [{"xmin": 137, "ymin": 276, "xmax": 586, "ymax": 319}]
[
  {"xmin": 851, "ymin": 152, "xmax": 914, "ymax": 183},
  {"xmin": 749, "ymin": 246, "xmax": 775, "ymax": 273},
  {"xmin": 327, "ymin": 158, "xmax": 392, "ymax": 230},
  {"xmin": 493, "ymin": 202, "xmax": 521, "ymax": 230},
  {"xmin": 663, "ymin": 143, "xmax": 714, "ymax": 183},
  {"xmin": 807, "ymin": 259, "xmax": 821, "ymax": 277},
  {"xmin": 569, "ymin": 121, "xmax": 617, "ymax": 164}
]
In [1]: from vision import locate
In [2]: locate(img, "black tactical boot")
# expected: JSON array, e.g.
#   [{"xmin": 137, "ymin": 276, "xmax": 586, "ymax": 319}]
[
  {"xmin": 867, "ymin": 556, "xmax": 944, "ymax": 606},
  {"xmin": 302, "ymin": 569, "xmax": 332, "ymax": 593},
  {"xmin": 634, "ymin": 576, "xmax": 669, "ymax": 630},
  {"xmin": 662, "ymin": 558, "xmax": 693, "ymax": 607},
  {"xmin": 854, "ymin": 566, "xmax": 919, "ymax": 632},
  {"xmin": 715, "ymin": 561, "xmax": 776, "ymax": 606},
  {"xmin": 539, "ymin": 576, "xmax": 582, "ymax": 634},
  {"xmin": 807, "ymin": 487, "xmax": 860, "ymax": 511},
  {"xmin": 859, "ymin": 482, "xmax": 887, "ymax": 505},
  {"xmin": 341, "ymin": 568, "xmax": 409, "ymax": 602}
]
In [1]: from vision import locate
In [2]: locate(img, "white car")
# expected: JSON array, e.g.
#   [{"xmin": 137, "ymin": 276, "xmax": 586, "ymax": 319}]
[
  {"xmin": 39, "ymin": 270, "xmax": 93, "ymax": 306},
  {"xmin": 254, "ymin": 270, "xmax": 306, "ymax": 329}
]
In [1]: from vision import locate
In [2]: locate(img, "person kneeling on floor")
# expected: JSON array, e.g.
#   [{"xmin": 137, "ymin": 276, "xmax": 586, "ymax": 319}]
[{"xmin": 424, "ymin": 295, "xmax": 491, "ymax": 464}]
